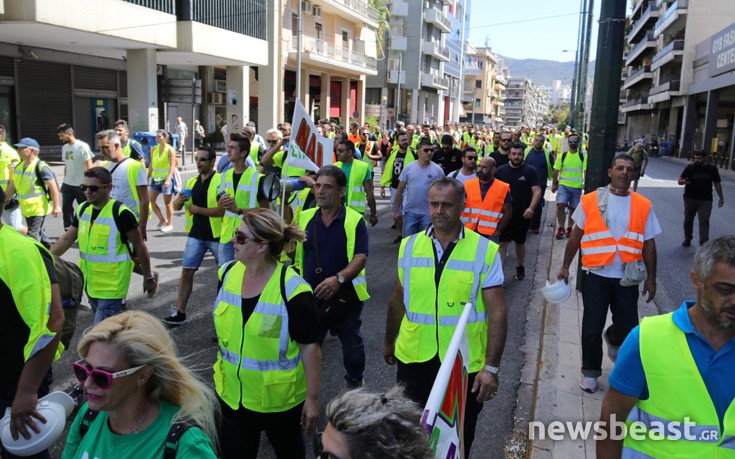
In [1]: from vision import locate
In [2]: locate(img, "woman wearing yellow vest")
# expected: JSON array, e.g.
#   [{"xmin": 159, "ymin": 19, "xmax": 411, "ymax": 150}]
[
  {"xmin": 146, "ymin": 130, "xmax": 176, "ymax": 232},
  {"xmin": 213, "ymin": 208, "xmax": 321, "ymax": 458}
]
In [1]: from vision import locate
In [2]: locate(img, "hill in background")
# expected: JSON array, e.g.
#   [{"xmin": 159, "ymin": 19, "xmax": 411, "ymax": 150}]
[{"xmin": 500, "ymin": 55, "xmax": 596, "ymax": 88}]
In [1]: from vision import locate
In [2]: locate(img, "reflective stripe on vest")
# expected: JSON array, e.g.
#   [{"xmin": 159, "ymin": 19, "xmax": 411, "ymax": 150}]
[
  {"xmin": 556, "ymin": 152, "xmax": 585, "ymax": 188},
  {"xmin": 622, "ymin": 312, "xmax": 735, "ymax": 457},
  {"xmin": 77, "ymin": 200, "xmax": 135, "ymax": 299},
  {"xmin": 294, "ymin": 207, "xmax": 370, "ymax": 301},
  {"xmin": 335, "ymin": 160, "xmax": 369, "ymax": 213},
  {"xmin": 395, "ymin": 230, "xmax": 495, "ymax": 372},
  {"xmin": 184, "ymin": 173, "xmax": 223, "ymax": 237},
  {"xmin": 12, "ymin": 159, "xmax": 51, "ymax": 217},
  {"xmin": 380, "ymin": 149, "xmax": 416, "ymax": 187},
  {"xmin": 579, "ymin": 190, "xmax": 651, "ymax": 268},
  {"xmin": 151, "ymin": 145, "xmax": 172, "ymax": 180},
  {"xmin": 213, "ymin": 261, "xmax": 312, "ymax": 412},
  {"xmin": 461, "ymin": 178, "xmax": 509, "ymax": 237},
  {"xmin": 220, "ymin": 167, "xmax": 262, "ymax": 243}
]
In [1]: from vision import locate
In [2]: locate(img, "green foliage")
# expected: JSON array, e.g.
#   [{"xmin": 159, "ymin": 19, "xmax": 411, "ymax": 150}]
[
  {"xmin": 365, "ymin": 116, "xmax": 378, "ymax": 132},
  {"xmin": 203, "ymin": 130, "xmax": 223, "ymax": 145}
]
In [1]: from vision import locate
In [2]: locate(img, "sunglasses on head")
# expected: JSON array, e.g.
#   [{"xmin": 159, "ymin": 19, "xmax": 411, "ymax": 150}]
[
  {"xmin": 80, "ymin": 184, "xmax": 108, "ymax": 192},
  {"xmin": 234, "ymin": 230, "xmax": 262, "ymax": 246},
  {"xmin": 72, "ymin": 359, "xmax": 146, "ymax": 390}
]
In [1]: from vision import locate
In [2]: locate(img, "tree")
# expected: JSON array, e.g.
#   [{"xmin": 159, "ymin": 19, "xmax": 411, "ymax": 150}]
[{"xmin": 369, "ymin": 0, "xmax": 390, "ymax": 59}]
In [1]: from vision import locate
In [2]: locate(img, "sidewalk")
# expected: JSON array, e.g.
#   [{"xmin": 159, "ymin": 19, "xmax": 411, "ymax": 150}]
[{"xmin": 526, "ymin": 213, "xmax": 658, "ymax": 458}]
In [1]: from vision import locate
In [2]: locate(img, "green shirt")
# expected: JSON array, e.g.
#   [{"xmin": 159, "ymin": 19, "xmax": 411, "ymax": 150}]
[
  {"xmin": 627, "ymin": 147, "xmax": 649, "ymax": 168},
  {"xmin": 62, "ymin": 401, "xmax": 216, "ymax": 459}
]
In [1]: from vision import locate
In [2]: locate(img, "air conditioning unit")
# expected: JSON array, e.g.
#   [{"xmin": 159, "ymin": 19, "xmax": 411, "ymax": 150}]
[
  {"xmin": 313, "ymin": 5, "xmax": 322, "ymax": 16},
  {"xmin": 302, "ymin": 0, "xmax": 313, "ymax": 14},
  {"xmin": 210, "ymin": 92, "xmax": 224, "ymax": 105},
  {"xmin": 214, "ymin": 79, "xmax": 226, "ymax": 93}
]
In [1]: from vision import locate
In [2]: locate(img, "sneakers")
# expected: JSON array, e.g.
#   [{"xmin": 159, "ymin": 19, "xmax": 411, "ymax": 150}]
[
  {"xmin": 162, "ymin": 307, "xmax": 187, "ymax": 326},
  {"xmin": 146, "ymin": 271, "xmax": 159, "ymax": 298},
  {"xmin": 515, "ymin": 265, "xmax": 525, "ymax": 281},
  {"xmin": 682, "ymin": 239, "xmax": 691, "ymax": 247},
  {"xmin": 603, "ymin": 326, "xmax": 620, "ymax": 363},
  {"xmin": 566, "ymin": 227, "xmax": 572, "ymax": 238},
  {"xmin": 555, "ymin": 227, "xmax": 565, "ymax": 239},
  {"xmin": 579, "ymin": 376, "xmax": 598, "ymax": 393},
  {"xmin": 160, "ymin": 224, "xmax": 174, "ymax": 233}
]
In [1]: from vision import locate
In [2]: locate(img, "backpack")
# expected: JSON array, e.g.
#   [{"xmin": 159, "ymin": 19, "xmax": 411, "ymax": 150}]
[
  {"xmin": 561, "ymin": 151, "xmax": 585, "ymax": 167},
  {"xmin": 51, "ymin": 253, "xmax": 84, "ymax": 306},
  {"xmin": 34, "ymin": 161, "xmax": 58, "ymax": 202},
  {"xmin": 78, "ymin": 200, "xmax": 134, "ymax": 255},
  {"xmin": 79, "ymin": 408, "xmax": 194, "ymax": 459}
]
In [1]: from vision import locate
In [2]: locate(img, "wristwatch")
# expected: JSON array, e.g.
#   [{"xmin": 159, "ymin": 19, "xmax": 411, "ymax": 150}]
[
  {"xmin": 336, "ymin": 274, "xmax": 345, "ymax": 284},
  {"xmin": 484, "ymin": 365, "xmax": 499, "ymax": 377}
]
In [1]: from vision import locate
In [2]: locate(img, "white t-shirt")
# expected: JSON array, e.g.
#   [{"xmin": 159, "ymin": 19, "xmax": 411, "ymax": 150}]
[
  {"xmin": 398, "ymin": 161, "xmax": 445, "ymax": 214},
  {"xmin": 448, "ymin": 168, "xmax": 476, "ymax": 185},
  {"xmin": 572, "ymin": 192, "xmax": 661, "ymax": 278},
  {"xmin": 62, "ymin": 140, "xmax": 94, "ymax": 186},
  {"xmin": 104, "ymin": 159, "xmax": 147, "ymax": 218}
]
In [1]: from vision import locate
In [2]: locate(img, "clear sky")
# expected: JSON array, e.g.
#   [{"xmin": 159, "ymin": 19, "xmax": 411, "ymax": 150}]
[{"xmin": 467, "ymin": 0, "xmax": 604, "ymax": 62}]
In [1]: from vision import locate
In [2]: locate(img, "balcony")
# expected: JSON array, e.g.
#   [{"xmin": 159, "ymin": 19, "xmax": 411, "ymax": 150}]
[
  {"xmin": 124, "ymin": 0, "xmax": 174, "ymax": 13},
  {"xmin": 628, "ymin": 3, "xmax": 660, "ymax": 43},
  {"xmin": 389, "ymin": 35, "xmax": 407, "ymax": 51},
  {"xmin": 648, "ymin": 77, "xmax": 682, "ymax": 103},
  {"xmin": 464, "ymin": 66, "xmax": 481, "ymax": 76},
  {"xmin": 621, "ymin": 92, "xmax": 652, "ymax": 113},
  {"xmin": 651, "ymin": 39, "xmax": 684, "ymax": 71},
  {"xmin": 654, "ymin": 0, "xmax": 687, "ymax": 38},
  {"xmin": 623, "ymin": 65, "xmax": 652, "ymax": 89},
  {"xmin": 424, "ymin": 7, "xmax": 451, "ymax": 34},
  {"xmin": 461, "ymin": 92, "xmax": 474, "ymax": 103},
  {"xmin": 184, "ymin": 0, "xmax": 265, "ymax": 40},
  {"xmin": 293, "ymin": 32, "xmax": 378, "ymax": 75},
  {"xmin": 387, "ymin": 70, "xmax": 406, "ymax": 85},
  {"xmin": 630, "ymin": 0, "xmax": 645, "ymax": 17},
  {"xmin": 314, "ymin": 0, "xmax": 380, "ymax": 29},
  {"xmin": 390, "ymin": 0, "xmax": 409, "ymax": 16},
  {"xmin": 423, "ymin": 40, "xmax": 450, "ymax": 62},
  {"xmin": 626, "ymin": 31, "xmax": 656, "ymax": 65},
  {"xmin": 421, "ymin": 71, "xmax": 449, "ymax": 90},
  {"xmin": 496, "ymin": 74, "xmax": 507, "ymax": 85}
]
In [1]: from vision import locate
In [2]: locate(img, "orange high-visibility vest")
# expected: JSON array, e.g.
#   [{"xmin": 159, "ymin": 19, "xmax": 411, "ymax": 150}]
[
  {"xmin": 461, "ymin": 178, "xmax": 509, "ymax": 237},
  {"xmin": 579, "ymin": 190, "xmax": 651, "ymax": 268}
]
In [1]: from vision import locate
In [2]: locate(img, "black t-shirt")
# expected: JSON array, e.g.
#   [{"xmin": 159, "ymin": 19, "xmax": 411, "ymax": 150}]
[
  {"xmin": 494, "ymin": 163, "xmax": 539, "ymax": 212},
  {"xmin": 72, "ymin": 203, "xmax": 139, "ymax": 243},
  {"xmin": 232, "ymin": 171, "xmax": 267, "ymax": 202},
  {"xmin": 391, "ymin": 152, "xmax": 407, "ymax": 189},
  {"xmin": 240, "ymin": 292, "xmax": 321, "ymax": 344},
  {"xmin": 433, "ymin": 147, "xmax": 463, "ymax": 175},
  {"xmin": 0, "ymin": 244, "xmax": 58, "ymax": 385},
  {"xmin": 189, "ymin": 174, "xmax": 216, "ymax": 242},
  {"xmin": 490, "ymin": 150, "xmax": 511, "ymax": 169},
  {"xmin": 681, "ymin": 163, "xmax": 721, "ymax": 201}
]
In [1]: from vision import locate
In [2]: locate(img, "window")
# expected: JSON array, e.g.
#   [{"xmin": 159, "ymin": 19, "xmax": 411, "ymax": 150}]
[
  {"xmin": 342, "ymin": 31, "xmax": 349, "ymax": 49},
  {"xmin": 475, "ymin": 80, "xmax": 482, "ymax": 89}
]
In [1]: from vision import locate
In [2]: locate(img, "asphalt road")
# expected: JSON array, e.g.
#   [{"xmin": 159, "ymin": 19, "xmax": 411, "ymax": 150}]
[
  {"xmin": 39, "ymin": 159, "xmax": 554, "ymax": 458},
  {"xmin": 634, "ymin": 157, "xmax": 735, "ymax": 314}
]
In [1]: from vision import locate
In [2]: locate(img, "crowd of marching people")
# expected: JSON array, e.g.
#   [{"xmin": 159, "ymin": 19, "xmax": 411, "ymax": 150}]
[{"xmin": 2, "ymin": 113, "xmax": 728, "ymax": 458}]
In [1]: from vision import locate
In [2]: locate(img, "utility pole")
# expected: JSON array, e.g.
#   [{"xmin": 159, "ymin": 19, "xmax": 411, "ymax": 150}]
[
  {"xmin": 296, "ymin": 0, "xmax": 302, "ymax": 101},
  {"xmin": 570, "ymin": 0, "xmax": 586, "ymax": 129},
  {"xmin": 578, "ymin": 0, "xmax": 595, "ymax": 136},
  {"xmin": 587, "ymin": 0, "xmax": 626, "ymax": 192}
]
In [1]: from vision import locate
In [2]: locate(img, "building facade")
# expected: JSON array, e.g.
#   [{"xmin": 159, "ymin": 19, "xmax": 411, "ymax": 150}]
[
  {"xmin": 504, "ymin": 77, "xmax": 548, "ymax": 128},
  {"xmin": 0, "ymin": 0, "xmax": 268, "ymax": 153},
  {"xmin": 460, "ymin": 44, "xmax": 506, "ymax": 127}
]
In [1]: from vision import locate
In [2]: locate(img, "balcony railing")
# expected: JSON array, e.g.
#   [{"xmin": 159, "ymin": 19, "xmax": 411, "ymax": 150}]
[
  {"xmin": 421, "ymin": 71, "xmax": 449, "ymax": 89},
  {"xmin": 299, "ymin": 33, "xmax": 377, "ymax": 71},
  {"xmin": 626, "ymin": 31, "xmax": 655, "ymax": 64},
  {"xmin": 325, "ymin": 0, "xmax": 379, "ymax": 23},
  {"xmin": 124, "ymin": 0, "xmax": 174, "ymax": 13},
  {"xmin": 651, "ymin": 39, "xmax": 684, "ymax": 66},
  {"xmin": 654, "ymin": 0, "xmax": 688, "ymax": 37},
  {"xmin": 424, "ymin": 7, "xmax": 451, "ymax": 33},
  {"xmin": 389, "ymin": 35, "xmax": 407, "ymax": 51},
  {"xmin": 184, "ymin": 0, "xmax": 266, "ymax": 39},
  {"xmin": 390, "ymin": 0, "xmax": 409, "ymax": 16},
  {"xmin": 628, "ymin": 3, "xmax": 659, "ymax": 41},
  {"xmin": 464, "ymin": 66, "xmax": 481, "ymax": 75},
  {"xmin": 423, "ymin": 40, "xmax": 450, "ymax": 61},
  {"xmin": 387, "ymin": 70, "xmax": 406, "ymax": 84},
  {"xmin": 650, "ymin": 79, "xmax": 681, "ymax": 95}
]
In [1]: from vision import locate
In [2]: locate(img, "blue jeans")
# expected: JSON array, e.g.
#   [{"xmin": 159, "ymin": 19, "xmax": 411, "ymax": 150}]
[
  {"xmin": 218, "ymin": 242, "xmax": 234, "ymax": 266},
  {"xmin": 182, "ymin": 237, "xmax": 220, "ymax": 269},
  {"xmin": 89, "ymin": 297, "xmax": 125, "ymax": 324},
  {"xmin": 319, "ymin": 302, "xmax": 365, "ymax": 382},
  {"xmin": 402, "ymin": 211, "xmax": 431, "ymax": 238}
]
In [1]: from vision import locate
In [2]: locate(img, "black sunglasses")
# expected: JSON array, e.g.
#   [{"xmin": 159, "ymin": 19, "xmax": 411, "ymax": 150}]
[
  {"xmin": 465, "ymin": 156, "xmax": 478, "ymax": 161},
  {"xmin": 569, "ymin": 140, "xmax": 579, "ymax": 144},
  {"xmin": 196, "ymin": 156, "xmax": 209, "ymax": 162},
  {"xmin": 80, "ymin": 184, "xmax": 108, "ymax": 192},
  {"xmin": 501, "ymin": 138, "xmax": 511, "ymax": 142}
]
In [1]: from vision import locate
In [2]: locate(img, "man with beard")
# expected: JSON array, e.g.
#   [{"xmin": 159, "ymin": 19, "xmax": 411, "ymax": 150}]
[
  {"xmin": 489, "ymin": 133, "xmax": 512, "ymax": 168},
  {"xmin": 432, "ymin": 134, "xmax": 463, "ymax": 175},
  {"xmin": 448, "ymin": 147, "xmax": 478, "ymax": 185},
  {"xmin": 557, "ymin": 154, "xmax": 660, "ymax": 394},
  {"xmin": 461, "ymin": 157, "xmax": 512, "ymax": 242},
  {"xmin": 678, "ymin": 150, "xmax": 723, "ymax": 247},
  {"xmin": 485, "ymin": 131, "xmax": 502, "ymax": 156},
  {"xmin": 598, "ymin": 236, "xmax": 735, "ymax": 458},
  {"xmin": 381, "ymin": 131, "xmax": 415, "ymax": 243},
  {"xmin": 495, "ymin": 143, "xmax": 542, "ymax": 280},
  {"xmin": 524, "ymin": 134, "xmax": 554, "ymax": 234}
]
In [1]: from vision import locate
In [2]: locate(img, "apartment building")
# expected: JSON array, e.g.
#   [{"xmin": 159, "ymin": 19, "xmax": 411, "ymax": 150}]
[
  {"xmin": 461, "ymin": 44, "xmax": 505, "ymax": 127},
  {"xmin": 367, "ymin": 0, "xmax": 463, "ymax": 127},
  {"xmin": 278, "ymin": 0, "xmax": 379, "ymax": 126},
  {"xmin": 504, "ymin": 77, "xmax": 548, "ymax": 128},
  {"xmin": 619, "ymin": 0, "xmax": 733, "ymax": 163},
  {"xmin": 0, "ymin": 0, "xmax": 268, "ymax": 150}
]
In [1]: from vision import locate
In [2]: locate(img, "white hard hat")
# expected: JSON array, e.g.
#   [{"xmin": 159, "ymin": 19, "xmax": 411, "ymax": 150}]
[
  {"xmin": 0, "ymin": 391, "xmax": 75, "ymax": 456},
  {"xmin": 540, "ymin": 279, "xmax": 572, "ymax": 304}
]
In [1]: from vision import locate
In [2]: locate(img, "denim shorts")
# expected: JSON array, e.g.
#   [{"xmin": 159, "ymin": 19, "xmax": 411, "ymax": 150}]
[
  {"xmin": 149, "ymin": 179, "xmax": 174, "ymax": 195},
  {"xmin": 556, "ymin": 185, "xmax": 582, "ymax": 208},
  {"xmin": 182, "ymin": 237, "xmax": 220, "ymax": 269},
  {"xmin": 218, "ymin": 242, "xmax": 235, "ymax": 266},
  {"xmin": 89, "ymin": 297, "xmax": 125, "ymax": 324}
]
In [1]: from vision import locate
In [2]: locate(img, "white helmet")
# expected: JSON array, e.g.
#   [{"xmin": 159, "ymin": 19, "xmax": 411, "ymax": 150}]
[
  {"xmin": 1, "ymin": 391, "xmax": 75, "ymax": 456},
  {"xmin": 540, "ymin": 279, "xmax": 572, "ymax": 304}
]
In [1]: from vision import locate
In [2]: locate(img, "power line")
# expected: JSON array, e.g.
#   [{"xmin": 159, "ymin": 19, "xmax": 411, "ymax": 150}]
[{"xmin": 468, "ymin": 12, "xmax": 580, "ymax": 31}]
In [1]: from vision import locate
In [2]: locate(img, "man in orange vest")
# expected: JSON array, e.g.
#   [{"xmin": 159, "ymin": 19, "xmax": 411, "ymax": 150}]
[
  {"xmin": 461, "ymin": 157, "xmax": 512, "ymax": 241},
  {"xmin": 556, "ymin": 154, "xmax": 660, "ymax": 394}
]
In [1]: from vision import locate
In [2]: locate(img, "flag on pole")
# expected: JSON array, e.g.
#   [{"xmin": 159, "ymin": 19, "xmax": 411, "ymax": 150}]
[
  {"xmin": 285, "ymin": 142, "xmax": 320, "ymax": 173},
  {"xmin": 422, "ymin": 302, "xmax": 472, "ymax": 459},
  {"xmin": 289, "ymin": 97, "xmax": 333, "ymax": 170}
]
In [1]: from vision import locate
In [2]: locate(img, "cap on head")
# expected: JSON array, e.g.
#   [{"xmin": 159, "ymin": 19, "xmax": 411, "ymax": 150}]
[{"xmin": 14, "ymin": 137, "xmax": 40, "ymax": 149}]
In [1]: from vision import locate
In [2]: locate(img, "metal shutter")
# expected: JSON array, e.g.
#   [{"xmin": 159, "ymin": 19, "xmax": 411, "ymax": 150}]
[
  {"xmin": 17, "ymin": 61, "xmax": 72, "ymax": 146},
  {"xmin": 119, "ymin": 70, "xmax": 128, "ymax": 98},
  {"xmin": 0, "ymin": 57, "xmax": 13, "ymax": 77},
  {"xmin": 75, "ymin": 66, "xmax": 117, "ymax": 92}
]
